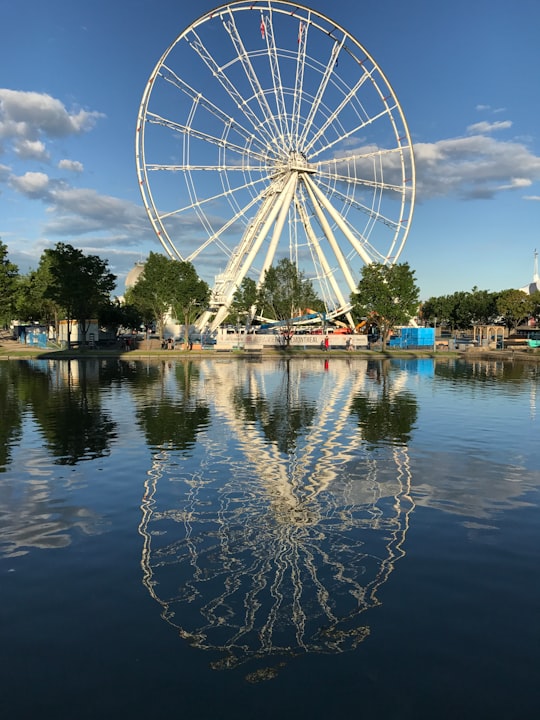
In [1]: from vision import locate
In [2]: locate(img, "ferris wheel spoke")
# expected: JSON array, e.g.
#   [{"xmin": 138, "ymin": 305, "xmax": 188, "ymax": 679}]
[
  {"xmin": 317, "ymin": 144, "xmax": 412, "ymax": 176},
  {"xmin": 185, "ymin": 186, "xmax": 272, "ymax": 263},
  {"xmin": 159, "ymin": 64, "xmax": 269, "ymax": 155},
  {"xmin": 187, "ymin": 28, "xmax": 282, "ymax": 150},
  {"xmin": 147, "ymin": 112, "xmax": 271, "ymax": 165},
  {"xmin": 260, "ymin": 10, "xmax": 291, "ymax": 146},
  {"xmin": 303, "ymin": 68, "xmax": 376, "ymax": 156},
  {"xmin": 291, "ymin": 14, "xmax": 309, "ymax": 146},
  {"xmin": 156, "ymin": 173, "xmax": 268, "ymax": 221},
  {"xmin": 309, "ymin": 104, "xmax": 397, "ymax": 161},
  {"xmin": 316, "ymin": 169, "xmax": 408, "ymax": 197},
  {"xmin": 315, "ymin": 175, "xmax": 409, "ymax": 233},
  {"xmin": 221, "ymin": 10, "xmax": 285, "ymax": 146},
  {"xmin": 297, "ymin": 37, "xmax": 346, "ymax": 150}
]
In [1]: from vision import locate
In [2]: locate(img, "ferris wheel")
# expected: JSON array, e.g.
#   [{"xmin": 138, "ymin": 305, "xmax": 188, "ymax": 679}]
[{"xmin": 136, "ymin": 1, "xmax": 415, "ymax": 331}]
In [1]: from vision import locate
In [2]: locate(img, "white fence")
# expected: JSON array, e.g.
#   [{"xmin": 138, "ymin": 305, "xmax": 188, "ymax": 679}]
[{"xmin": 214, "ymin": 331, "xmax": 368, "ymax": 351}]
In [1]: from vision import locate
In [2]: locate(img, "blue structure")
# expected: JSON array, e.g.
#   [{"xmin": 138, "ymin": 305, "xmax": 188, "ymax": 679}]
[
  {"xmin": 14, "ymin": 325, "xmax": 48, "ymax": 348},
  {"xmin": 388, "ymin": 327, "xmax": 434, "ymax": 349}
]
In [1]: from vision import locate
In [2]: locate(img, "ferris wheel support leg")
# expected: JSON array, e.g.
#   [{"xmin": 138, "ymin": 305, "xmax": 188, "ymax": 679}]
[
  {"xmin": 206, "ymin": 186, "xmax": 289, "ymax": 332},
  {"xmin": 304, "ymin": 175, "xmax": 374, "ymax": 268},
  {"xmin": 296, "ymin": 196, "xmax": 353, "ymax": 325},
  {"xmin": 258, "ymin": 172, "xmax": 298, "ymax": 284},
  {"xmin": 302, "ymin": 176, "xmax": 358, "ymax": 297}
]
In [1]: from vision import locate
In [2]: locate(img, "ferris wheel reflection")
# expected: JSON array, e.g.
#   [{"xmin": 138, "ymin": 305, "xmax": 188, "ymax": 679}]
[{"xmin": 138, "ymin": 357, "xmax": 419, "ymax": 678}]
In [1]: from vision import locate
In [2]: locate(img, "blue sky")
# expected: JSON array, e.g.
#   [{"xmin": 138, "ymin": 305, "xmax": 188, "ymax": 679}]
[{"xmin": 1, "ymin": 0, "xmax": 540, "ymax": 301}]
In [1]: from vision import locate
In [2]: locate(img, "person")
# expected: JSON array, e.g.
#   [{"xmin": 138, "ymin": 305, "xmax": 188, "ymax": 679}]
[
  {"xmin": 167, "ymin": 337, "xmax": 173, "ymax": 350},
  {"xmin": 324, "ymin": 336, "xmax": 329, "ymax": 351}
]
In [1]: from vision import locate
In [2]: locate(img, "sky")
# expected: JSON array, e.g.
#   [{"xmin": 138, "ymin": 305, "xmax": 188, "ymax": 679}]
[{"xmin": 1, "ymin": 0, "xmax": 540, "ymax": 302}]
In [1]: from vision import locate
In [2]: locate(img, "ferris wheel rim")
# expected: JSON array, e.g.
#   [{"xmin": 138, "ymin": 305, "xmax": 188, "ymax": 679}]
[{"xmin": 135, "ymin": 0, "xmax": 416, "ymax": 327}]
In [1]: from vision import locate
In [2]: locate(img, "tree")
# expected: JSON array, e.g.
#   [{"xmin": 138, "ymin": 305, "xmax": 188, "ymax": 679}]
[
  {"xmin": 126, "ymin": 253, "xmax": 209, "ymax": 342},
  {"xmin": 351, "ymin": 262, "xmax": 420, "ymax": 347},
  {"xmin": 15, "ymin": 252, "xmax": 62, "ymax": 332},
  {"xmin": 44, "ymin": 243, "xmax": 116, "ymax": 348},
  {"xmin": 496, "ymin": 289, "xmax": 534, "ymax": 330},
  {"xmin": 98, "ymin": 299, "xmax": 143, "ymax": 336},
  {"xmin": 422, "ymin": 288, "xmax": 499, "ymax": 330},
  {"xmin": 257, "ymin": 258, "xmax": 322, "ymax": 346},
  {"xmin": 125, "ymin": 252, "xmax": 171, "ymax": 338},
  {"xmin": 169, "ymin": 261, "xmax": 210, "ymax": 343},
  {"xmin": 0, "ymin": 240, "xmax": 19, "ymax": 327},
  {"xmin": 230, "ymin": 276, "xmax": 258, "ymax": 328},
  {"xmin": 530, "ymin": 290, "xmax": 540, "ymax": 324}
]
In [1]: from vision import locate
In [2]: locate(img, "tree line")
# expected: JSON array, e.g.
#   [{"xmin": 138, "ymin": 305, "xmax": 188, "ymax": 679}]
[{"xmin": 2, "ymin": 238, "xmax": 539, "ymax": 348}]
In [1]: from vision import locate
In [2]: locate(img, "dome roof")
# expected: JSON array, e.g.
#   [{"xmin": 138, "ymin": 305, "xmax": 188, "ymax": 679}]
[
  {"xmin": 125, "ymin": 262, "xmax": 145, "ymax": 290},
  {"xmin": 520, "ymin": 281, "xmax": 540, "ymax": 295}
]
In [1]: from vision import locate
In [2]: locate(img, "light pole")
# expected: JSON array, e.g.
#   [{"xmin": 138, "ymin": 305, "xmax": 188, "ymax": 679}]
[{"xmin": 433, "ymin": 317, "xmax": 437, "ymax": 352}]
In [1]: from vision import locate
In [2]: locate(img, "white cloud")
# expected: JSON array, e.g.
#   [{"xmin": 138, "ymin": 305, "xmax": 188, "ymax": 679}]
[
  {"xmin": 467, "ymin": 120, "xmax": 512, "ymax": 134},
  {"xmin": 58, "ymin": 159, "xmax": 84, "ymax": 173},
  {"xmin": 523, "ymin": 195, "xmax": 540, "ymax": 201},
  {"xmin": 14, "ymin": 138, "xmax": 49, "ymax": 160},
  {"xmin": 414, "ymin": 133, "xmax": 540, "ymax": 201},
  {"xmin": 9, "ymin": 171, "xmax": 51, "ymax": 198},
  {"xmin": 0, "ymin": 89, "xmax": 104, "ymax": 144},
  {"xmin": 497, "ymin": 178, "xmax": 532, "ymax": 191},
  {"xmin": 42, "ymin": 186, "xmax": 150, "ymax": 237}
]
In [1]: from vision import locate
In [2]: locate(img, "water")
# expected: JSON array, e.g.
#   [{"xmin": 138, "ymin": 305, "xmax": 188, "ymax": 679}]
[{"xmin": 1, "ymin": 356, "xmax": 539, "ymax": 719}]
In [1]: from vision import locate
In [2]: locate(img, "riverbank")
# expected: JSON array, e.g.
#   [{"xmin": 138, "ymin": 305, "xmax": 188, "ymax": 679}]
[{"xmin": 2, "ymin": 334, "xmax": 540, "ymax": 363}]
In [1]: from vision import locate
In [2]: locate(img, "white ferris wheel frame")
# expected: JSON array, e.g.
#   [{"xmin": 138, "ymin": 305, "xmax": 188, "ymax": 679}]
[{"xmin": 135, "ymin": 0, "xmax": 416, "ymax": 331}]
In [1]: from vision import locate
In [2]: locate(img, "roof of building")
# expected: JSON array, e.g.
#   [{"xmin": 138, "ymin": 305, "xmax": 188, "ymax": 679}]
[{"xmin": 125, "ymin": 262, "xmax": 145, "ymax": 290}]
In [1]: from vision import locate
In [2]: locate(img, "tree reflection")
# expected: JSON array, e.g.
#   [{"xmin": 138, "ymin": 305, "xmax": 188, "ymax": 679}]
[
  {"xmin": 31, "ymin": 360, "xmax": 116, "ymax": 465},
  {"xmin": 135, "ymin": 360, "xmax": 210, "ymax": 450},
  {"xmin": 350, "ymin": 360, "xmax": 418, "ymax": 446},
  {"xmin": 20, "ymin": 360, "xmax": 116, "ymax": 465},
  {"xmin": 0, "ymin": 364, "xmax": 23, "ymax": 471},
  {"xmin": 0, "ymin": 359, "xmax": 116, "ymax": 556}
]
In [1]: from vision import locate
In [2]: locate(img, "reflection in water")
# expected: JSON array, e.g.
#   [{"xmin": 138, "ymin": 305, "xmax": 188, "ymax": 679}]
[
  {"xmin": 138, "ymin": 358, "xmax": 418, "ymax": 676},
  {"xmin": 0, "ymin": 359, "xmax": 113, "ymax": 557}
]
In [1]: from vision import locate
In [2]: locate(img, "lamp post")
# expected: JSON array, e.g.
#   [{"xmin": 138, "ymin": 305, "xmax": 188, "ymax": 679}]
[{"xmin": 433, "ymin": 317, "xmax": 437, "ymax": 352}]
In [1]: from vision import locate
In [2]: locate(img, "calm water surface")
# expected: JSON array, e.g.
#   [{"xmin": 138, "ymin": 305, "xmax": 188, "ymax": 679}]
[{"xmin": 1, "ymin": 356, "xmax": 539, "ymax": 719}]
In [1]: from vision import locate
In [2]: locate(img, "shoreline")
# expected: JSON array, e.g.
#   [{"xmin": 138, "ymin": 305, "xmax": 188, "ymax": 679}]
[{"xmin": 1, "ymin": 342, "xmax": 539, "ymax": 363}]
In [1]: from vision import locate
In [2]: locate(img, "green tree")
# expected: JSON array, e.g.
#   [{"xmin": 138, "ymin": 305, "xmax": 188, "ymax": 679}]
[
  {"xmin": 126, "ymin": 253, "xmax": 209, "ymax": 342},
  {"xmin": 0, "ymin": 240, "xmax": 19, "ymax": 326},
  {"xmin": 125, "ymin": 253, "xmax": 169, "ymax": 338},
  {"xmin": 230, "ymin": 276, "xmax": 258, "ymax": 328},
  {"xmin": 351, "ymin": 262, "xmax": 420, "ymax": 347},
  {"xmin": 467, "ymin": 287, "xmax": 499, "ymax": 325},
  {"xmin": 257, "ymin": 258, "xmax": 322, "ymax": 346},
  {"xmin": 98, "ymin": 299, "xmax": 143, "ymax": 336},
  {"xmin": 44, "ymin": 243, "xmax": 116, "ymax": 348},
  {"xmin": 528, "ymin": 290, "xmax": 540, "ymax": 325},
  {"xmin": 15, "ymin": 251, "xmax": 61, "ymax": 331},
  {"xmin": 169, "ymin": 261, "xmax": 210, "ymax": 344},
  {"xmin": 422, "ymin": 288, "xmax": 500, "ymax": 331},
  {"xmin": 496, "ymin": 289, "xmax": 534, "ymax": 330}
]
